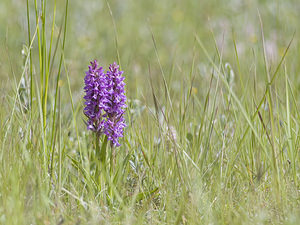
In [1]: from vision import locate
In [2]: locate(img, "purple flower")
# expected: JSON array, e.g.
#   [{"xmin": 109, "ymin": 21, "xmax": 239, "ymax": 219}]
[
  {"xmin": 103, "ymin": 62, "xmax": 127, "ymax": 147},
  {"xmin": 83, "ymin": 60, "xmax": 127, "ymax": 147},
  {"xmin": 83, "ymin": 60, "xmax": 109, "ymax": 133}
]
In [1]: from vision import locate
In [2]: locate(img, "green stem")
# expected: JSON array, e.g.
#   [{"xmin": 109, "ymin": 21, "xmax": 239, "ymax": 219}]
[
  {"xmin": 108, "ymin": 145, "xmax": 114, "ymax": 204},
  {"xmin": 49, "ymin": 0, "xmax": 69, "ymax": 180},
  {"xmin": 95, "ymin": 135, "xmax": 108, "ymax": 202},
  {"xmin": 98, "ymin": 135, "xmax": 108, "ymax": 163},
  {"xmin": 34, "ymin": 0, "xmax": 42, "ymax": 102},
  {"xmin": 95, "ymin": 133, "xmax": 100, "ymax": 158},
  {"xmin": 26, "ymin": 0, "xmax": 33, "ymax": 113},
  {"xmin": 110, "ymin": 145, "xmax": 114, "ymax": 175}
]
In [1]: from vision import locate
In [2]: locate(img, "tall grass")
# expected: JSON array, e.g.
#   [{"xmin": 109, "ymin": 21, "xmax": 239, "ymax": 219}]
[{"xmin": 0, "ymin": 0, "xmax": 299, "ymax": 224}]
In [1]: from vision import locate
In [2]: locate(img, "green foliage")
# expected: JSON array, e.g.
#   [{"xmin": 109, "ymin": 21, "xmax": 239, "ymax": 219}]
[{"xmin": 0, "ymin": 0, "xmax": 299, "ymax": 224}]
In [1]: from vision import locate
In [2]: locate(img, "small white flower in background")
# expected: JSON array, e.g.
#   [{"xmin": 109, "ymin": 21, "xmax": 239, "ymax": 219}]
[
  {"xmin": 166, "ymin": 125, "xmax": 177, "ymax": 143},
  {"xmin": 224, "ymin": 63, "xmax": 235, "ymax": 88},
  {"xmin": 165, "ymin": 125, "xmax": 177, "ymax": 153}
]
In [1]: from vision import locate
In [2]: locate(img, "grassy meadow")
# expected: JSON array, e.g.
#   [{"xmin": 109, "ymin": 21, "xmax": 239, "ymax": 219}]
[{"xmin": 0, "ymin": 0, "xmax": 300, "ymax": 224}]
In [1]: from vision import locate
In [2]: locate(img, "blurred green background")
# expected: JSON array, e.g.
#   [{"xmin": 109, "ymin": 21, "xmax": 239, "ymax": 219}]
[
  {"xmin": 0, "ymin": 0, "xmax": 300, "ymax": 224},
  {"xmin": 1, "ymin": 0, "xmax": 299, "ymax": 102}
]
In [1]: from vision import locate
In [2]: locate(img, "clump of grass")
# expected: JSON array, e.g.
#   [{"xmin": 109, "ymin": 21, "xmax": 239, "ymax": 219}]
[{"xmin": 0, "ymin": 0, "xmax": 299, "ymax": 224}]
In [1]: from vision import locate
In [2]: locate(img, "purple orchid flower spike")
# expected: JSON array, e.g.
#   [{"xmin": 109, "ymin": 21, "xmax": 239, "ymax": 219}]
[
  {"xmin": 84, "ymin": 60, "xmax": 127, "ymax": 147},
  {"xmin": 104, "ymin": 62, "xmax": 127, "ymax": 147},
  {"xmin": 83, "ymin": 60, "xmax": 109, "ymax": 134}
]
